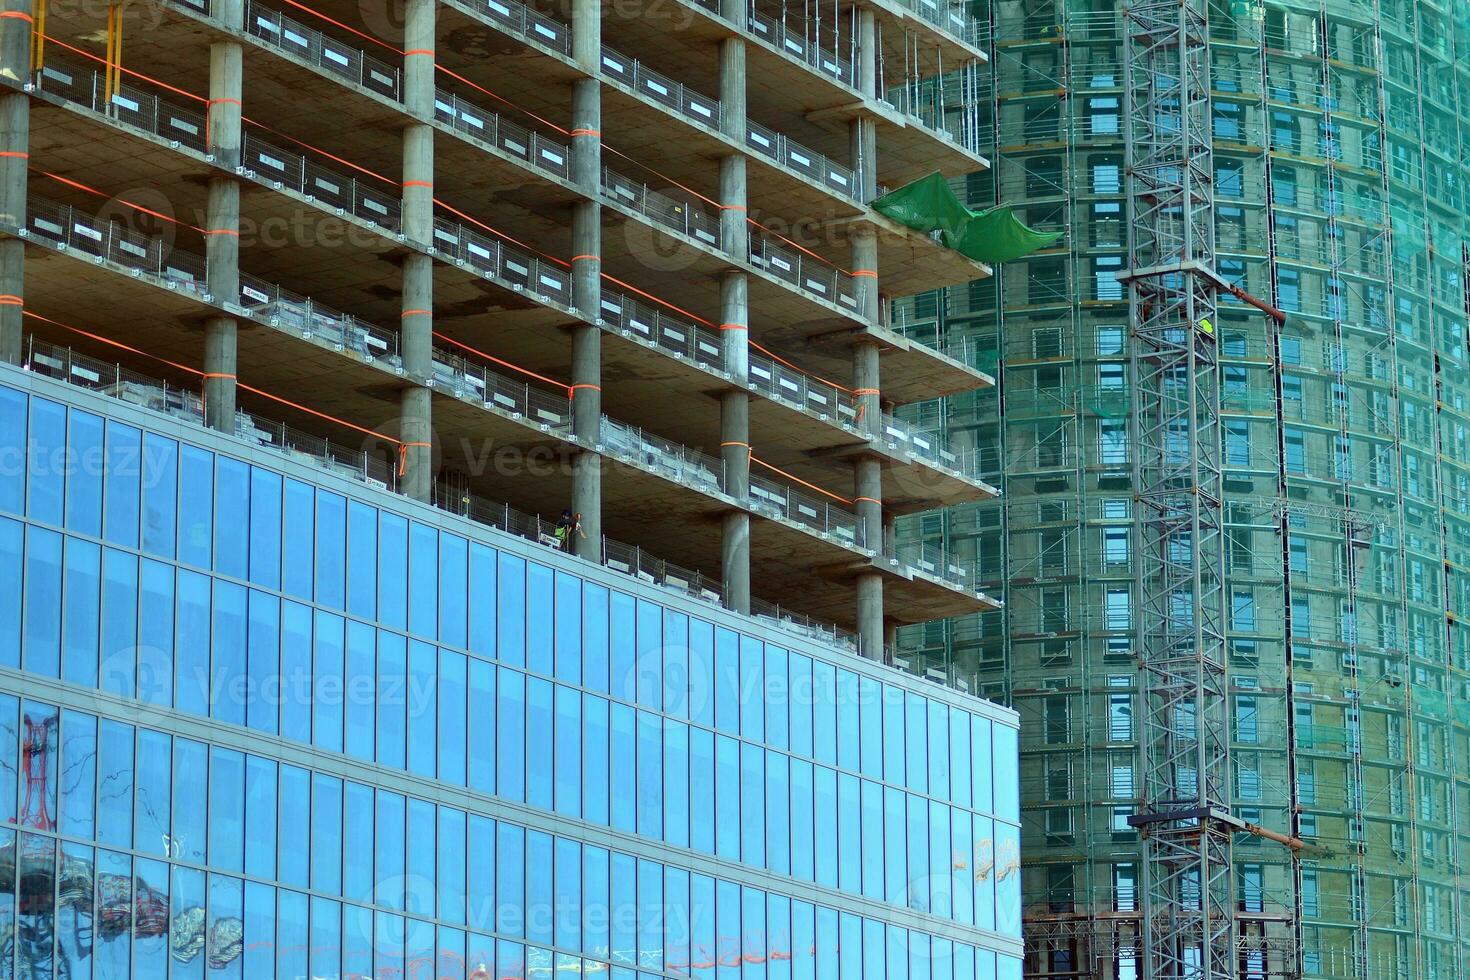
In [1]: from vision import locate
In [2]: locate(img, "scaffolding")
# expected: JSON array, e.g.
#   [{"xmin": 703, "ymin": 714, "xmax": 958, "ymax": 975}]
[{"xmin": 893, "ymin": 0, "xmax": 1470, "ymax": 977}]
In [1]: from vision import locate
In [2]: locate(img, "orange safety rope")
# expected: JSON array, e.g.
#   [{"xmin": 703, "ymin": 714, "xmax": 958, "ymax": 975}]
[
  {"xmin": 749, "ymin": 454, "xmax": 852, "ymax": 506},
  {"xmin": 34, "ymin": 170, "xmax": 204, "ymax": 232},
  {"xmin": 432, "ymin": 330, "xmax": 572, "ymax": 395},
  {"xmin": 39, "ymin": 33, "xmax": 204, "ymax": 104}
]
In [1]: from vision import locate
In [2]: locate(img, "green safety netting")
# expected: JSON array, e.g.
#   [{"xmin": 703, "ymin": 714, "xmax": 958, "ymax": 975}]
[{"xmin": 871, "ymin": 172, "xmax": 1063, "ymax": 264}]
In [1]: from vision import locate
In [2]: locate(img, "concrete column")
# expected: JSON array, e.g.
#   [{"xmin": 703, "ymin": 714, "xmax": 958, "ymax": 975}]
[
  {"xmin": 850, "ymin": 8, "xmax": 878, "ymax": 202},
  {"xmin": 720, "ymin": 271, "xmax": 750, "ymax": 613},
  {"xmin": 0, "ymin": 0, "xmax": 30, "ymax": 365},
  {"xmin": 569, "ymin": 0, "xmax": 602, "ymax": 561},
  {"xmin": 203, "ymin": 29, "xmax": 242, "ymax": 429},
  {"xmin": 398, "ymin": 0, "xmax": 435, "ymax": 501},
  {"xmin": 853, "ymin": 339, "xmax": 884, "ymax": 659}
]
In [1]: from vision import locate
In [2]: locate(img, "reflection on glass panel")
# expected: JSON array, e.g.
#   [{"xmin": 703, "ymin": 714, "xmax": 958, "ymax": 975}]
[
  {"xmin": 376, "ymin": 631, "xmax": 407, "ymax": 770},
  {"xmin": 813, "ymin": 767, "xmax": 838, "ymax": 889},
  {"xmin": 378, "ymin": 511, "xmax": 408, "ymax": 631},
  {"xmin": 995, "ymin": 823, "xmax": 1021, "ymax": 938},
  {"xmin": 608, "ymin": 852, "xmax": 635, "ymax": 968},
  {"xmin": 467, "ymin": 659, "xmax": 495, "ymax": 796},
  {"xmin": 59, "ymin": 709, "xmax": 96, "ymax": 840},
  {"xmin": 497, "ymin": 669, "xmax": 526, "ymax": 804},
  {"xmin": 905, "ymin": 794, "xmax": 928, "ymax": 912},
  {"xmin": 466, "ymin": 814, "xmax": 495, "ymax": 936},
  {"xmin": 281, "ymin": 478, "xmax": 314, "ymax": 601},
  {"xmin": 583, "ymin": 846, "xmax": 609, "ymax": 964},
  {"xmin": 609, "ymin": 704, "xmax": 635, "ymax": 834},
  {"xmin": 688, "ymin": 620, "xmax": 713, "ymax": 731},
  {"xmin": 246, "ymin": 590, "xmax": 280, "ymax": 735},
  {"xmin": 663, "ymin": 719, "xmax": 688, "ymax": 850},
  {"xmin": 553, "ymin": 837, "xmax": 581, "ymax": 952},
  {"xmin": 313, "ymin": 611, "xmax": 345, "ymax": 754},
  {"xmin": 740, "ymin": 743, "xmax": 766, "ymax": 868},
  {"xmin": 863, "ymin": 918, "xmax": 885, "ymax": 980},
  {"xmin": 992, "ymin": 724, "xmax": 1017, "ymax": 820},
  {"xmin": 950, "ymin": 710, "xmax": 972, "ymax": 811},
  {"xmin": 812, "ymin": 662, "xmax": 836, "ymax": 767},
  {"xmin": 554, "ymin": 571, "xmax": 581, "ymax": 685},
  {"xmin": 0, "ymin": 387, "xmax": 22, "ymax": 514},
  {"xmin": 972, "ymin": 716, "xmax": 994, "ymax": 815},
  {"xmin": 0, "ymin": 518, "xmax": 17, "ymax": 666},
  {"xmin": 95, "ymin": 848, "xmax": 131, "ymax": 980},
  {"xmin": 342, "ymin": 902, "xmax": 373, "ymax": 978},
  {"xmin": 554, "ymin": 685, "xmax": 581, "ymax": 819},
  {"xmin": 172, "ymin": 738, "xmax": 207, "ymax": 863},
  {"xmin": 242, "ymin": 881, "xmax": 274, "ymax": 980},
  {"xmin": 277, "ymin": 765, "xmax": 309, "ymax": 890},
  {"xmin": 56, "ymin": 843, "xmax": 91, "ymax": 975},
  {"xmin": 346, "ymin": 500, "xmax": 377, "ymax": 621},
  {"xmin": 712, "ymin": 628, "xmax": 738, "ymax": 736},
  {"xmin": 527, "ymin": 562, "xmax": 553, "ymax": 677},
  {"xmin": 583, "ymin": 694, "xmax": 608, "ymax": 828},
  {"xmin": 17, "ymin": 835, "xmax": 56, "ymax": 976},
  {"xmin": 141, "ymin": 432, "xmax": 178, "ymax": 559},
  {"xmin": 244, "ymin": 756, "xmax": 277, "ymax": 882},
  {"xmin": 343, "ymin": 781, "xmax": 373, "ymax": 904},
  {"xmin": 904, "ymin": 693, "xmax": 928, "ymax": 796},
  {"xmin": 61, "ymin": 537, "xmax": 100, "ymax": 688},
  {"xmin": 212, "ymin": 580, "xmax": 248, "ymax": 726},
  {"xmin": 134, "ymin": 729, "xmax": 171, "ymax": 857},
  {"xmin": 883, "ymin": 685, "xmax": 905, "ymax": 787},
  {"xmin": 836, "ymin": 773, "xmax": 860, "ymax": 894},
  {"xmin": 787, "ymin": 654, "xmax": 812, "ymax": 759},
  {"xmin": 662, "ymin": 610, "xmax": 687, "ymax": 720},
  {"xmin": 636, "ymin": 711, "xmax": 662, "ymax": 839},
  {"xmin": 132, "ymin": 857, "xmax": 169, "ymax": 976},
  {"xmin": 496, "ymin": 823, "xmax": 524, "ymax": 939},
  {"xmin": 468, "ymin": 543, "xmax": 497, "ymax": 658},
  {"xmin": 207, "ymin": 746, "xmax": 245, "ymax": 873},
  {"xmin": 279, "ymin": 602, "xmax": 312, "ymax": 744},
  {"xmin": 96, "ymin": 718, "xmax": 132, "ymax": 850},
  {"xmin": 67, "ymin": 410, "xmax": 104, "ymax": 536},
  {"xmin": 498, "ymin": 552, "xmax": 526, "ymax": 668},
  {"xmin": 277, "ymin": 889, "xmax": 308, "ymax": 980},
  {"xmin": 375, "ymin": 790, "xmax": 406, "ymax": 911},
  {"xmin": 315, "ymin": 489, "xmax": 346, "ymax": 611},
  {"xmin": 174, "ymin": 567, "xmax": 210, "ymax": 716},
  {"xmin": 636, "ymin": 859, "xmax": 662, "ymax": 970},
  {"xmin": 27, "ymin": 396, "xmax": 65, "ymax": 526},
  {"xmin": 609, "ymin": 592, "xmax": 635, "ymax": 704},
  {"xmin": 344, "ymin": 621, "xmax": 375, "ymax": 762},
  {"xmin": 440, "ymin": 532, "xmax": 468, "ymax": 650},
  {"xmin": 409, "ymin": 522, "xmax": 438, "ymax": 640},
  {"xmin": 374, "ymin": 904, "xmax": 405, "ymax": 977},
  {"xmin": 440, "ymin": 650, "xmax": 468, "ymax": 787},
  {"xmin": 635, "ymin": 599, "xmax": 662, "ymax": 710},
  {"xmin": 764, "ymin": 646, "xmax": 788, "ymax": 752},
  {"xmin": 973, "ymin": 815, "xmax": 995, "ymax": 932},
  {"xmin": 789, "ymin": 759, "xmax": 814, "ymax": 884},
  {"xmin": 406, "ymin": 798, "xmax": 436, "ymax": 918},
  {"xmin": 407, "ymin": 640, "xmax": 438, "ymax": 778},
  {"xmin": 310, "ymin": 773, "xmax": 342, "ymax": 895},
  {"xmin": 837, "ymin": 910, "xmax": 860, "ymax": 980},
  {"xmin": 713, "ymin": 736, "xmax": 738, "ymax": 862},
  {"xmin": 525, "ymin": 831, "xmax": 553, "ymax": 947},
  {"xmin": 438, "ymin": 925, "xmax": 467, "ymax": 980},
  {"xmin": 883, "ymin": 786, "xmax": 906, "ymax": 906},
  {"xmin": 859, "ymin": 779, "xmax": 883, "ymax": 901},
  {"xmin": 207, "ymin": 872, "xmax": 244, "ymax": 979},
  {"xmin": 738, "ymin": 636, "xmax": 763, "ymax": 743},
  {"xmin": 439, "ymin": 807, "xmax": 467, "ymax": 926},
  {"xmin": 308, "ymin": 895, "xmax": 339, "ymax": 980},
  {"xmin": 688, "ymin": 727, "xmax": 713, "ymax": 856}
]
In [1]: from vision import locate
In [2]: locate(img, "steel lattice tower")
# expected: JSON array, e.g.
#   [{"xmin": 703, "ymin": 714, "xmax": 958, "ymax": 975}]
[{"xmin": 1123, "ymin": 1, "xmax": 1235, "ymax": 979}]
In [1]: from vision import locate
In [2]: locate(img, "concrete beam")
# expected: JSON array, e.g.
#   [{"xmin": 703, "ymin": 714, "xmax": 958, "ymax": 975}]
[
  {"xmin": 203, "ymin": 29, "xmax": 242, "ymax": 429},
  {"xmin": 398, "ymin": 0, "xmax": 435, "ymax": 501},
  {"xmin": 0, "ymin": 0, "xmax": 29, "ymax": 365}
]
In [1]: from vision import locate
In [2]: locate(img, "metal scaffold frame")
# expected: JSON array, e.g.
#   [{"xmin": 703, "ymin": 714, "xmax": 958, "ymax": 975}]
[{"xmin": 1122, "ymin": 1, "xmax": 1234, "ymax": 979}]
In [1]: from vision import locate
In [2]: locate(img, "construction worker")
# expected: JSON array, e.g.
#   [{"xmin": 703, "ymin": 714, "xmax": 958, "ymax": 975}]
[{"xmin": 555, "ymin": 510, "xmax": 587, "ymax": 551}]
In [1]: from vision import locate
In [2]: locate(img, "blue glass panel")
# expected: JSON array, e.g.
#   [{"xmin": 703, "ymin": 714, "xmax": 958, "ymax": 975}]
[
  {"xmin": 788, "ymin": 758, "xmax": 814, "ymax": 883},
  {"xmin": 0, "ymin": 385, "xmax": 25, "ymax": 515},
  {"xmin": 61, "ymin": 536, "xmax": 100, "ymax": 687},
  {"xmin": 245, "ymin": 590, "xmax": 280, "ymax": 735},
  {"xmin": 133, "ymin": 856, "xmax": 169, "ymax": 975},
  {"xmin": 883, "ymin": 786, "xmax": 906, "ymax": 905},
  {"xmin": 58, "ymin": 710, "xmax": 96, "ymax": 839},
  {"xmin": 689, "ymin": 618, "xmax": 714, "ymax": 729},
  {"xmin": 583, "ymin": 846, "xmax": 609, "ymax": 964},
  {"xmin": 583, "ymin": 694, "xmax": 609, "ymax": 827},
  {"xmin": 96, "ymin": 848, "xmax": 132, "ymax": 976},
  {"xmin": 992, "ymin": 723, "xmax": 1017, "ymax": 819},
  {"xmin": 466, "ymin": 814, "xmax": 495, "ymax": 934},
  {"xmin": 137, "ymin": 558, "xmax": 174, "ymax": 706},
  {"xmin": 688, "ymin": 724, "xmax": 714, "ymax": 855},
  {"xmin": 883, "ymin": 684, "xmax": 906, "ymax": 786},
  {"xmin": 375, "ymin": 790, "xmax": 406, "ymax": 910},
  {"xmin": 738, "ymin": 636, "xmax": 764, "ymax": 742},
  {"xmin": 346, "ymin": 499, "xmax": 378, "ymax": 620},
  {"xmin": 663, "ymin": 719, "xmax": 689, "ymax": 849},
  {"xmin": 277, "ymin": 893, "xmax": 310, "ymax": 980},
  {"xmin": 860, "ymin": 779, "xmax": 884, "ymax": 902},
  {"xmin": 23, "ymin": 525, "xmax": 62, "ymax": 676},
  {"xmin": 140, "ymin": 432, "xmax": 177, "ymax": 558},
  {"xmin": 214, "ymin": 455, "xmax": 250, "ymax": 578},
  {"xmin": 409, "ymin": 522, "xmax": 438, "ymax": 639},
  {"xmin": 96, "ymin": 717, "xmax": 132, "ymax": 849},
  {"xmin": 690, "ymin": 874, "xmax": 716, "ymax": 980},
  {"xmin": 554, "ymin": 570, "xmax": 581, "ymax": 684},
  {"xmin": 928, "ymin": 701, "xmax": 951, "ymax": 802},
  {"xmin": 0, "ymin": 518, "xmax": 17, "ymax": 666},
  {"xmin": 837, "ymin": 911, "xmax": 861, "ymax": 980},
  {"xmin": 905, "ymin": 794, "xmax": 928, "ymax": 912},
  {"xmin": 954, "ymin": 940, "xmax": 974, "ymax": 980},
  {"xmin": 554, "ymin": 684, "xmax": 581, "ymax": 818},
  {"xmin": 859, "ymin": 675, "xmax": 881, "ymax": 779},
  {"xmin": 440, "ymin": 532, "xmax": 468, "ymax": 649},
  {"xmin": 911, "ymin": 932, "xmax": 933, "ymax": 980},
  {"xmin": 971, "ymin": 716, "xmax": 994, "ymax": 814},
  {"xmin": 177, "ymin": 444, "xmax": 213, "ymax": 568},
  {"xmin": 765, "ymin": 751, "xmax": 790, "ymax": 877},
  {"xmin": 527, "ymin": 561, "xmax": 553, "ymax": 676},
  {"xmin": 764, "ymin": 646, "xmax": 788, "ymax": 751},
  {"xmin": 664, "ymin": 866, "xmax": 689, "ymax": 976},
  {"xmin": 637, "ymin": 859, "xmax": 663, "ymax": 968},
  {"xmin": 905, "ymin": 693, "xmax": 929, "ymax": 795},
  {"xmin": 280, "ymin": 602, "xmax": 312, "ymax": 743},
  {"xmin": 790, "ymin": 900, "xmax": 814, "ymax": 980},
  {"xmin": 98, "ymin": 547, "xmax": 136, "ymax": 695},
  {"xmin": 376, "ymin": 631, "xmax": 407, "ymax": 769},
  {"xmin": 344, "ymin": 620, "xmax": 375, "ymax": 761},
  {"xmin": 609, "ymin": 590, "xmax": 636, "ymax": 702},
  {"xmin": 440, "ymin": 649, "xmax": 468, "ymax": 786},
  {"xmin": 171, "ymin": 737, "xmax": 207, "ymax": 862},
  {"xmin": 636, "ymin": 709, "xmax": 663, "ymax": 838},
  {"xmin": 174, "ymin": 567, "xmax": 211, "ymax": 715},
  {"xmin": 995, "ymin": 822, "xmax": 1021, "ymax": 937},
  {"xmin": 836, "ymin": 669, "xmax": 860, "ymax": 772},
  {"xmin": 712, "ymin": 627, "xmax": 738, "ymax": 735},
  {"xmin": 408, "ymin": 639, "xmax": 438, "ymax": 777},
  {"xmin": 998, "ymin": 955, "xmax": 1021, "ymax": 980},
  {"xmin": 662, "ymin": 609, "xmax": 689, "ymax": 719},
  {"xmin": 244, "ymin": 755, "xmax": 277, "ymax": 881},
  {"xmin": 497, "ymin": 667, "xmax": 526, "ymax": 802},
  {"xmin": 767, "ymin": 893, "xmax": 791, "ymax": 980},
  {"xmin": 495, "ymin": 822, "xmax": 524, "ymax": 938},
  {"xmin": 277, "ymin": 764, "xmax": 310, "ymax": 888},
  {"xmin": 836, "ymin": 772, "xmax": 860, "ymax": 894},
  {"xmin": 310, "ymin": 773, "xmax": 343, "ymax": 894},
  {"xmin": 635, "ymin": 599, "xmax": 662, "ymax": 709},
  {"xmin": 812, "ymin": 661, "xmax": 837, "ymax": 767},
  {"xmin": 378, "ymin": 511, "xmax": 408, "ymax": 630},
  {"xmin": 313, "ymin": 611, "xmax": 345, "ymax": 753},
  {"xmin": 315, "ymin": 489, "xmax": 347, "ymax": 610},
  {"xmin": 208, "ymin": 745, "xmax": 245, "ymax": 872},
  {"xmin": 928, "ymin": 800, "xmax": 952, "ymax": 918},
  {"xmin": 438, "ymin": 806, "xmax": 467, "ymax": 925},
  {"xmin": 344, "ymin": 781, "xmax": 374, "ymax": 903},
  {"xmin": 609, "ymin": 702, "xmax": 635, "ymax": 833},
  {"xmin": 498, "ymin": 552, "xmax": 526, "ymax": 667},
  {"xmin": 525, "ymin": 830, "xmax": 553, "ymax": 946},
  {"xmin": 171, "ymin": 864, "xmax": 206, "ymax": 980},
  {"xmin": 467, "ymin": 658, "xmax": 496, "ymax": 795},
  {"xmin": 102, "ymin": 420, "xmax": 141, "ymax": 548},
  {"xmin": 813, "ymin": 766, "xmax": 837, "ymax": 889},
  {"xmin": 243, "ymin": 878, "xmax": 276, "ymax": 980},
  {"xmin": 467, "ymin": 933, "xmax": 494, "ymax": 978},
  {"xmin": 951, "ymin": 809, "xmax": 974, "ymax": 926},
  {"xmin": 281, "ymin": 478, "xmax": 314, "ymax": 600},
  {"xmin": 26, "ymin": 395, "xmax": 65, "ymax": 525},
  {"xmin": 788, "ymin": 654, "xmax": 813, "ymax": 758},
  {"xmin": 468, "ymin": 542, "xmax": 497, "ymax": 657},
  {"xmin": 308, "ymin": 895, "xmax": 340, "ymax": 980},
  {"xmin": 526, "ymin": 677, "xmax": 554, "ymax": 811},
  {"xmin": 65, "ymin": 408, "xmax": 103, "ymax": 535},
  {"xmin": 714, "ymin": 735, "xmax": 739, "ymax": 861},
  {"xmin": 609, "ymin": 852, "xmax": 636, "ymax": 967},
  {"xmin": 212, "ymin": 579, "xmax": 248, "ymax": 725},
  {"xmin": 715, "ymin": 879, "xmax": 740, "ymax": 980},
  {"xmin": 950, "ymin": 710, "xmax": 972, "ymax": 811},
  {"xmin": 885, "ymin": 924, "xmax": 908, "ymax": 980}
]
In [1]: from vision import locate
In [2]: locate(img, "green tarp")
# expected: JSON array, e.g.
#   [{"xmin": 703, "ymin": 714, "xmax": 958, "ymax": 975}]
[{"xmin": 871, "ymin": 171, "xmax": 1063, "ymax": 264}]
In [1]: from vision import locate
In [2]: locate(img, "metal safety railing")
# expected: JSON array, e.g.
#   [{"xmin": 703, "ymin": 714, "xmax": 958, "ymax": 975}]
[
  {"xmin": 24, "ymin": 198, "xmax": 210, "ymax": 293},
  {"xmin": 433, "ymin": 88, "xmax": 571, "ymax": 179},
  {"xmin": 744, "ymin": 120, "xmax": 856, "ymax": 199},
  {"xmin": 749, "ymin": 231, "xmax": 862, "ymax": 314},
  {"xmin": 600, "ymin": 47, "xmax": 723, "ymax": 131},
  {"xmin": 597, "ymin": 289, "xmax": 724, "ymax": 373},
  {"xmin": 244, "ymin": 0, "xmax": 400, "ymax": 99},
  {"xmin": 601, "ymin": 169, "xmax": 721, "ymax": 251},
  {"xmin": 748, "ymin": 469, "xmax": 863, "ymax": 549}
]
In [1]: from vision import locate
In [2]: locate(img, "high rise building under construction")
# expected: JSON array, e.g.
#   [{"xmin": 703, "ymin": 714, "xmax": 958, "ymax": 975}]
[{"xmin": 894, "ymin": 1, "xmax": 1470, "ymax": 978}]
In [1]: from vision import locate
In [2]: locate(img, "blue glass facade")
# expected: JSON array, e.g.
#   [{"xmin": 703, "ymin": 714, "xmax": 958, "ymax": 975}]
[{"xmin": 0, "ymin": 369, "xmax": 1021, "ymax": 978}]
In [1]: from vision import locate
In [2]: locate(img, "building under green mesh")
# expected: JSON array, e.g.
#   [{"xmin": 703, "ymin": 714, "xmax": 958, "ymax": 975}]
[{"xmin": 893, "ymin": 1, "xmax": 1470, "ymax": 976}]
